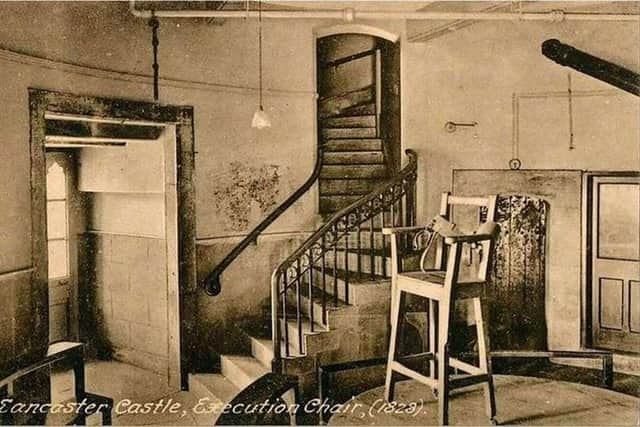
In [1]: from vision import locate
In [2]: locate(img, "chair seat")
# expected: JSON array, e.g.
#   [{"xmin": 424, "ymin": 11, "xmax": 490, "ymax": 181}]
[
  {"xmin": 399, "ymin": 270, "xmax": 446, "ymax": 285},
  {"xmin": 397, "ymin": 270, "xmax": 485, "ymax": 299}
]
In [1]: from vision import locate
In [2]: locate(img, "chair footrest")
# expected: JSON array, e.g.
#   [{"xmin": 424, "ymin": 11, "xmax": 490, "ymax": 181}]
[
  {"xmin": 390, "ymin": 361, "xmax": 438, "ymax": 388},
  {"xmin": 449, "ymin": 374, "xmax": 490, "ymax": 390},
  {"xmin": 398, "ymin": 352, "xmax": 435, "ymax": 364}
]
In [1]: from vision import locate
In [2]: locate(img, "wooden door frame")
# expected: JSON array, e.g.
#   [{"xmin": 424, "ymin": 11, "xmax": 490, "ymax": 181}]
[
  {"xmin": 581, "ymin": 170, "xmax": 640, "ymax": 349},
  {"xmin": 28, "ymin": 88, "xmax": 196, "ymax": 390}
]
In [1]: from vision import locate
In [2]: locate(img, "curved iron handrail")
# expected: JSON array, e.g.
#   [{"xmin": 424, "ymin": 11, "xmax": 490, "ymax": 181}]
[
  {"xmin": 202, "ymin": 147, "xmax": 324, "ymax": 296},
  {"xmin": 270, "ymin": 149, "xmax": 417, "ymax": 371},
  {"xmin": 272, "ymin": 149, "xmax": 417, "ymax": 278}
]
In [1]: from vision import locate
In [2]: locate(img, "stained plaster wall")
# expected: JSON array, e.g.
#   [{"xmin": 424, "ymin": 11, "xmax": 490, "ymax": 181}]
[
  {"xmin": 0, "ymin": 1, "xmax": 325, "ymax": 371},
  {"xmin": 401, "ymin": 18, "xmax": 639, "ymax": 349},
  {"xmin": 2, "ymin": 0, "xmax": 638, "ymax": 371}
]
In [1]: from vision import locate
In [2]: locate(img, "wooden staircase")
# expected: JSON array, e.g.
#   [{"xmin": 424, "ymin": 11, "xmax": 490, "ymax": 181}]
[{"xmin": 319, "ymin": 97, "xmax": 391, "ymax": 215}]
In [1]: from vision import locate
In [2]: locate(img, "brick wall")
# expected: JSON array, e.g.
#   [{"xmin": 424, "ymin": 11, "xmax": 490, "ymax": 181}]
[{"xmin": 80, "ymin": 233, "xmax": 169, "ymax": 375}]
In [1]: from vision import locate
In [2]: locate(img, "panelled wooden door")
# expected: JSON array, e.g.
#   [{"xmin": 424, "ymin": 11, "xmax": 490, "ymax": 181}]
[{"xmin": 591, "ymin": 176, "xmax": 640, "ymax": 353}]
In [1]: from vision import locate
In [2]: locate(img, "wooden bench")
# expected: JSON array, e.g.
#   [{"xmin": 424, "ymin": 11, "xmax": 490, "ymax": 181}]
[{"xmin": 0, "ymin": 341, "xmax": 113, "ymax": 425}]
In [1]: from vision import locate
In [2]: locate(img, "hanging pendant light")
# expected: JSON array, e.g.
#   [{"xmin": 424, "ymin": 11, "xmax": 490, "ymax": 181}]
[{"xmin": 251, "ymin": 0, "xmax": 271, "ymax": 129}]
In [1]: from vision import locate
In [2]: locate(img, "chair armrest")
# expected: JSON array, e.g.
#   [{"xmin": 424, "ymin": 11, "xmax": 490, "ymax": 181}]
[
  {"xmin": 444, "ymin": 233, "xmax": 494, "ymax": 244},
  {"xmin": 382, "ymin": 226, "xmax": 426, "ymax": 235}
]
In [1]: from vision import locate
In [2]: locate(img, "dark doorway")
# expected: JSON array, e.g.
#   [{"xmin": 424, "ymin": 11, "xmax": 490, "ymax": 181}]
[
  {"xmin": 29, "ymin": 89, "xmax": 196, "ymax": 390},
  {"xmin": 316, "ymin": 34, "xmax": 401, "ymax": 215}
]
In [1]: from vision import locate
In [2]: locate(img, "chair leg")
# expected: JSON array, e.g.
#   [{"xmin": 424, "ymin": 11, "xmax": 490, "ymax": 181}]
[
  {"xmin": 429, "ymin": 299, "xmax": 437, "ymax": 381},
  {"xmin": 437, "ymin": 299, "xmax": 451, "ymax": 426},
  {"xmin": 384, "ymin": 288, "xmax": 405, "ymax": 402},
  {"xmin": 437, "ymin": 341, "xmax": 450, "ymax": 426},
  {"xmin": 474, "ymin": 297, "xmax": 496, "ymax": 423}
]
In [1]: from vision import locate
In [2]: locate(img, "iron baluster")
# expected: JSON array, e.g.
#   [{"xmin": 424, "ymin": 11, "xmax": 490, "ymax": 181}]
[
  {"xmin": 296, "ymin": 259, "xmax": 303, "ymax": 354},
  {"xmin": 308, "ymin": 249, "xmax": 314, "ymax": 332},
  {"xmin": 282, "ymin": 274, "xmax": 289, "ymax": 357},
  {"xmin": 357, "ymin": 218, "xmax": 362, "ymax": 281},
  {"xmin": 370, "ymin": 214, "xmax": 376, "ymax": 279},
  {"xmin": 381, "ymin": 207, "xmax": 387, "ymax": 277},
  {"xmin": 344, "ymin": 223, "xmax": 350, "ymax": 304},
  {"xmin": 333, "ymin": 226, "xmax": 338, "ymax": 306},
  {"xmin": 321, "ymin": 235, "xmax": 327, "ymax": 325}
]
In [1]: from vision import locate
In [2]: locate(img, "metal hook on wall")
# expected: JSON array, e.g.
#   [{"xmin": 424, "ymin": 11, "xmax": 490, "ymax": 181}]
[{"xmin": 444, "ymin": 121, "xmax": 478, "ymax": 133}]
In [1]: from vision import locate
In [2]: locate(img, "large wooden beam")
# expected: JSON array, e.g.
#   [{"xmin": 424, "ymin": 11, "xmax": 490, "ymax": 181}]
[{"xmin": 542, "ymin": 39, "xmax": 640, "ymax": 96}]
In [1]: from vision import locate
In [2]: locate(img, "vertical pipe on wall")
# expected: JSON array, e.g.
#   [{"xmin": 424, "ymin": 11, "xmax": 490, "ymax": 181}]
[{"xmin": 149, "ymin": 12, "xmax": 160, "ymax": 101}]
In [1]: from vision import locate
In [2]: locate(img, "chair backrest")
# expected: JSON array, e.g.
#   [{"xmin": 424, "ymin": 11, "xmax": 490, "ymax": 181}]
[{"xmin": 435, "ymin": 192, "xmax": 498, "ymax": 283}]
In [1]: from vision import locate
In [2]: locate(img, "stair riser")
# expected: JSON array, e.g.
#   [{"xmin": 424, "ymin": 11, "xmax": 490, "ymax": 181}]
[
  {"xmin": 319, "ymin": 195, "xmax": 362, "ymax": 213},
  {"xmin": 251, "ymin": 339, "xmax": 275, "ymax": 370},
  {"xmin": 332, "ymin": 231, "xmax": 386, "ymax": 248},
  {"xmin": 279, "ymin": 319, "xmax": 307, "ymax": 355},
  {"xmin": 319, "ymin": 179, "xmax": 382, "ymax": 195},
  {"xmin": 323, "ymin": 151, "xmax": 384, "ymax": 165},
  {"xmin": 319, "ymin": 87, "xmax": 374, "ymax": 117},
  {"xmin": 323, "ymin": 139, "xmax": 382, "ymax": 152},
  {"xmin": 322, "ymin": 127, "xmax": 377, "ymax": 139},
  {"xmin": 340, "ymin": 103, "xmax": 376, "ymax": 116},
  {"xmin": 324, "ymin": 252, "xmax": 391, "ymax": 277},
  {"xmin": 323, "ymin": 115, "xmax": 376, "ymax": 128},
  {"xmin": 286, "ymin": 290, "xmax": 327, "ymax": 329},
  {"xmin": 220, "ymin": 357, "xmax": 259, "ymax": 391},
  {"xmin": 310, "ymin": 270, "xmax": 390, "ymax": 307},
  {"xmin": 320, "ymin": 165, "xmax": 387, "ymax": 179}
]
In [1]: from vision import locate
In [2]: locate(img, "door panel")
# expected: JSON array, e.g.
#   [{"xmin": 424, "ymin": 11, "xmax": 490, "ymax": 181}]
[
  {"xmin": 591, "ymin": 176, "xmax": 640, "ymax": 353},
  {"xmin": 599, "ymin": 278, "xmax": 623, "ymax": 330},
  {"xmin": 630, "ymin": 281, "xmax": 640, "ymax": 333}
]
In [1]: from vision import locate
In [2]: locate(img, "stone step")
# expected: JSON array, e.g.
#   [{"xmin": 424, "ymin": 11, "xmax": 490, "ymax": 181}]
[
  {"xmin": 323, "ymin": 138, "xmax": 382, "ymax": 152},
  {"xmin": 319, "ymin": 87, "xmax": 374, "ymax": 118},
  {"xmin": 320, "ymin": 164, "xmax": 388, "ymax": 179},
  {"xmin": 323, "ymin": 151, "xmax": 384, "ymax": 165},
  {"xmin": 323, "ymin": 115, "xmax": 376, "ymax": 128},
  {"xmin": 310, "ymin": 267, "xmax": 391, "ymax": 308},
  {"xmin": 324, "ymin": 248, "xmax": 391, "ymax": 277},
  {"xmin": 220, "ymin": 355, "xmax": 269, "ymax": 391},
  {"xmin": 249, "ymin": 335, "xmax": 304, "ymax": 369},
  {"xmin": 322, "ymin": 127, "xmax": 377, "ymax": 139},
  {"xmin": 319, "ymin": 178, "xmax": 383, "ymax": 195},
  {"xmin": 339, "ymin": 103, "xmax": 376, "ymax": 117},
  {"xmin": 278, "ymin": 316, "xmax": 328, "ymax": 355},
  {"xmin": 188, "ymin": 373, "xmax": 240, "ymax": 405},
  {"xmin": 319, "ymin": 195, "xmax": 363, "ymax": 213},
  {"xmin": 285, "ymin": 279, "xmax": 353, "ymax": 329}
]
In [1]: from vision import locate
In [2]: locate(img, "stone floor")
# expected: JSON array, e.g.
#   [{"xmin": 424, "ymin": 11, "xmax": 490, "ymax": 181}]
[
  {"xmin": 51, "ymin": 358, "xmax": 639, "ymax": 426},
  {"xmin": 57, "ymin": 360, "xmax": 218, "ymax": 426},
  {"xmin": 328, "ymin": 375, "xmax": 640, "ymax": 426}
]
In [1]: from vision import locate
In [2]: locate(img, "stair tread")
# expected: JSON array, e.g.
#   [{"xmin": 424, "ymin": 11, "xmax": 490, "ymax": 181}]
[
  {"xmin": 296, "ymin": 278, "xmax": 349, "ymax": 308},
  {"xmin": 313, "ymin": 265, "xmax": 388, "ymax": 284},
  {"xmin": 221, "ymin": 355, "xmax": 270, "ymax": 379},
  {"xmin": 323, "ymin": 150, "xmax": 383, "ymax": 154},
  {"xmin": 324, "ymin": 113, "xmax": 376, "ymax": 119},
  {"xmin": 189, "ymin": 373, "xmax": 240, "ymax": 403},
  {"xmin": 250, "ymin": 335, "xmax": 304, "ymax": 360},
  {"xmin": 280, "ymin": 313, "xmax": 328, "ymax": 335}
]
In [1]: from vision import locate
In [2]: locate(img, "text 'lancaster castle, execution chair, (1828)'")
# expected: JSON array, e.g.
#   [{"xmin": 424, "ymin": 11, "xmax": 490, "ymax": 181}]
[{"xmin": 382, "ymin": 193, "xmax": 500, "ymax": 425}]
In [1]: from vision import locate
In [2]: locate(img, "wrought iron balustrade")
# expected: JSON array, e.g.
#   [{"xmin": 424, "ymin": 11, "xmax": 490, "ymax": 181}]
[{"xmin": 270, "ymin": 149, "xmax": 417, "ymax": 371}]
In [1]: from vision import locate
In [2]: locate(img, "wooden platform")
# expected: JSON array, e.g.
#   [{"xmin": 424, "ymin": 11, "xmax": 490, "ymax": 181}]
[{"xmin": 328, "ymin": 375, "xmax": 639, "ymax": 426}]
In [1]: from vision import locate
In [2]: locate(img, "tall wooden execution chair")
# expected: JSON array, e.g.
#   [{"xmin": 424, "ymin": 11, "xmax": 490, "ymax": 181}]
[{"xmin": 382, "ymin": 193, "xmax": 499, "ymax": 425}]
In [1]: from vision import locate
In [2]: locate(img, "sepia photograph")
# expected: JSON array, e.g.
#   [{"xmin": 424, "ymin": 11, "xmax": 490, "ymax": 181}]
[{"xmin": 0, "ymin": 0, "xmax": 638, "ymax": 425}]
